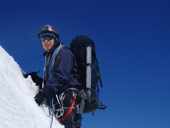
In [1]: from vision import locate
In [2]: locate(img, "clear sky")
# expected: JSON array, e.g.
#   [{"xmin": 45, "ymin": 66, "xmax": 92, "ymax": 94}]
[{"xmin": 0, "ymin": 0, "xmax": 170, "ymax": 128}]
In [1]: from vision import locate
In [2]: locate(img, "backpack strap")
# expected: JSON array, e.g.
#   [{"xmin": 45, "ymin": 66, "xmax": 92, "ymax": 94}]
[
  {"xmin": 49, "ymin": 43, "xmax": 65, "ymax": 75},
  {"xmin": 94, "ymin": 55, "xmax": 103, "ymax": 88},
  {"xmin": 77, "ymin": 89, "xmax": 88, "ymax": 114},
  {"xmin": 51, "ymin": 44, "xmax": 64, "ymax": 68}
]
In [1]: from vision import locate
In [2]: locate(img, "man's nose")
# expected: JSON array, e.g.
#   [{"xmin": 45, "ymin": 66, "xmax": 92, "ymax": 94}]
[{"xmin": 44, "ymin": 39, "xmax": 49, "ymax": 43}]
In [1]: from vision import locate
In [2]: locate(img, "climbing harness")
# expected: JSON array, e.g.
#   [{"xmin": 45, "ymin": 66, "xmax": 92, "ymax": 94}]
[
  {"xmin": 59, "ymin": 97, "xmax": 76, "ymax": 121},
  {"xmin": 54, "ymin": 89, "xmax": 78, "ymax": 121},
  {"xmin": 46, "ymin": 88, "xmax": 79, "ymax": 128}
]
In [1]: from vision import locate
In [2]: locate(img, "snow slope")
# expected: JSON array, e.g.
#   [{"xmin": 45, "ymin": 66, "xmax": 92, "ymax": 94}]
[{"xmin": 0, "ymin": 46, "xmax": 64, "ymax": 128}]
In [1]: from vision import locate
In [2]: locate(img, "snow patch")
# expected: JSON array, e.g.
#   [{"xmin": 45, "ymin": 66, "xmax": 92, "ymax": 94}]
[{"xmin": 0, "ymin": 45, "xmax": 64, "ymax": 128}]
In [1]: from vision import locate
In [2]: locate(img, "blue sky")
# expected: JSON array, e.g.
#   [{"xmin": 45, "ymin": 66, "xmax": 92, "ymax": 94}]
[{"xmin": 0, "ymin": 0, "xmax": 170, "ymax": 128}]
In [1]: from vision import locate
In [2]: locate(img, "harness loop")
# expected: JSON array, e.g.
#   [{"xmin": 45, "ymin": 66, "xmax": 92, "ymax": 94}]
[{"xmin": 59, "ymin": 98, "xmax": 76, "ymax": 121}]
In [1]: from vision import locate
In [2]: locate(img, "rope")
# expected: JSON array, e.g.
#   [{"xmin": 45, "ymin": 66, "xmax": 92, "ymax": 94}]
[
  {"xmin": 59, "ymin": 98, "xmax": 76, "ymax": 121},
  {"xmin": 50, "ymin": 99, "xmax": 55, "ymax": 128}
]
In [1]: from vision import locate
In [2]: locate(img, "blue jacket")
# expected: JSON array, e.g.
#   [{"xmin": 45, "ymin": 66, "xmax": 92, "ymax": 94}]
[{"xmin": 42, "ymin": 43, "xmax": 81, "ymax": 96}]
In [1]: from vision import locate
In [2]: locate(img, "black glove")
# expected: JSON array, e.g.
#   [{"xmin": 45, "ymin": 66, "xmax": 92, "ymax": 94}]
[
  {"xmin": 34, "ymin": 86, "xmax": 56, "ymax": 106},
  {"xmin": 24, "ymin": 71, "xmax": 43, "ymax": 88},
  {"xmin": 34, "ymin": 90, "xmax": 46, "ymax": 106}
]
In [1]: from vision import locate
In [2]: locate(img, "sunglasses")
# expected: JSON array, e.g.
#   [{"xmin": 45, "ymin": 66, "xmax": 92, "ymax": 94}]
[{"xmin": 40, "ymin": 35, "xmax": 54, "ymax": 42}]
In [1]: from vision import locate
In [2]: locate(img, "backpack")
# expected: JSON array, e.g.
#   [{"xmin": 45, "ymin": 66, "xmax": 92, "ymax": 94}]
[{"xmin": 70, "ymin": 35, "xmax": 106, "ymax": 114}]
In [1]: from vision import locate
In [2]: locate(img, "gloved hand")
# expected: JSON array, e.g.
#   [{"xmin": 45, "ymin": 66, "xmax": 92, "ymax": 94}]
[
  {"xmin": 34, "ymin": 86, "xmax": 56, "ymax": 106},
  {"xmin": 34, "ymin": 90, "xmax": 46, "ymax": 106},
  {"xmin": 24, "ymin": 71, "xmax": 43, "ymax": 88}
]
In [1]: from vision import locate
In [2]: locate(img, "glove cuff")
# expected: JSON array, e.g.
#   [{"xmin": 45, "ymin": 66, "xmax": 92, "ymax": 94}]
[{"xmin": 41, "ymin": 86, "xmax": 56, "ymax": 98}]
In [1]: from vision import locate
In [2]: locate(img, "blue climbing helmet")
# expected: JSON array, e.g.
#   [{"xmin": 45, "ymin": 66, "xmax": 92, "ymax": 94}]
[{"xmin": 38, "ymin": 25, "xmax": 59, "ymax": 40}]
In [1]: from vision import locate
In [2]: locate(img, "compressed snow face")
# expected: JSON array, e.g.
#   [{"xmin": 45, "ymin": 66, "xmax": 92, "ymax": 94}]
[{"xmin": 0, "ymin": 46, "xmax": 64, "ymax": 128}]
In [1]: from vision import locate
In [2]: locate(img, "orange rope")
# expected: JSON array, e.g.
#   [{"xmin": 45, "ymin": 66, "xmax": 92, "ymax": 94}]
[{"xmin": 59, "ymin": 98, "xmax": 76, "ymax": 121}]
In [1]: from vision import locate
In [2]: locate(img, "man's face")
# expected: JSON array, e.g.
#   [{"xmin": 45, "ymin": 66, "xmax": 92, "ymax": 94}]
[{"xmin": 41, "ymin": 36, "xmax": 55, "ymax": 52}]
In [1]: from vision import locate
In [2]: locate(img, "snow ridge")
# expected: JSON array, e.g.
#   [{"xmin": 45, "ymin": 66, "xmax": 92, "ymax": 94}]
[{"xmin": 0, "ymin": 46, "xmax": 64, "ymax": 128}]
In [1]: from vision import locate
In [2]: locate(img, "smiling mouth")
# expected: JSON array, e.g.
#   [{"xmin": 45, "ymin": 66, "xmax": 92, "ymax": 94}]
[{"xmin": 45, "ymin": 44, "xmax": 50, "ymax": 47}]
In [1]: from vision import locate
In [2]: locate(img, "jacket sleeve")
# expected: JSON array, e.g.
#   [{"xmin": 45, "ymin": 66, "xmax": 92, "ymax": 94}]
[{"xmin": 42, "ymin": 48, "xmax": 77, "ymax": 95}]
